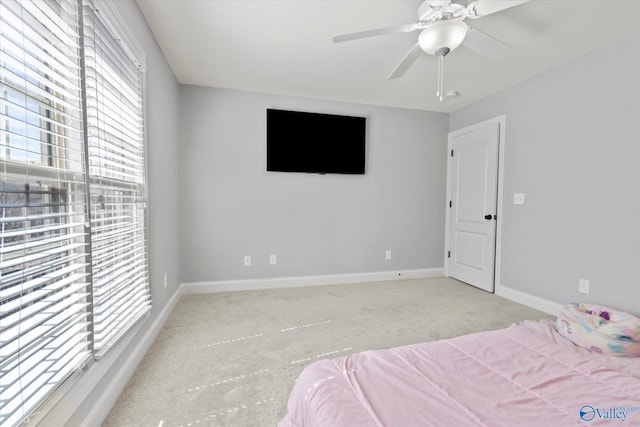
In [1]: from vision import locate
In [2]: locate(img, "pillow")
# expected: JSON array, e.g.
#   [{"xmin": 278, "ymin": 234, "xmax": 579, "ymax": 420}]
[{"xmin": 556, "ymin": 303, "xmax": 640, "ymax": 357}]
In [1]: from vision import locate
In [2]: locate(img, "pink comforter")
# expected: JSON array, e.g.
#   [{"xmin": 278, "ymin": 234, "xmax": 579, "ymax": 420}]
[{"xmin": 279, "ymin": 322, "xmax": 640, "ymax": 426}]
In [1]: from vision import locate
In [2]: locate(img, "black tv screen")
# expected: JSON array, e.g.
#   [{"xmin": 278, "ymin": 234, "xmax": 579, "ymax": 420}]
[{"xmin": 266, "ymin": 109, "xmax": 366, "ymax": 174}]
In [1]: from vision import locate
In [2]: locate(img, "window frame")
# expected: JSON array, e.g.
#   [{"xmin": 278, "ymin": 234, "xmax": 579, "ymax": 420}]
[{"xmin": 0, "ymin": 0, "xmax": 150, "ymax": 424}]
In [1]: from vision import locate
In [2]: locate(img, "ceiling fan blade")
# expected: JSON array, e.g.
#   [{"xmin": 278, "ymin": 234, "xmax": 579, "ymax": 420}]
[
  {"xmin": 466, "ymin": 0, "xmax": 530, "ymax": 19},
  {"xmin": 387, "ymin": 43, "xmax": 423, "ymax": 80},
  {"xmin": 333, "ymin": 23, "xmax": 420, "ymax": 43},
  {"xmin": 462, "ymin": 26, "xmax": 511, "ymax": 60}
]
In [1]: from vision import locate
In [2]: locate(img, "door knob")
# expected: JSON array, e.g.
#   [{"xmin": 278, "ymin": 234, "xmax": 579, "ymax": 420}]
[{"xmin": 484, "ymin": 214, "xmax": 492, "ymax": 220}]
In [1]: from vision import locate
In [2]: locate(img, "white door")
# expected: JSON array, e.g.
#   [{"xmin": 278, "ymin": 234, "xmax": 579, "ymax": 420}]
[{"xmin": 446, "ymin": 121, "xmax": 500, "ymax": 292}]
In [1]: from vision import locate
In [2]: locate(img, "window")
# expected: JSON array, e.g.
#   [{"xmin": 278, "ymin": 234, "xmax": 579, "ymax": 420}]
[
  {"xmin": 82, "ymin": 0, "xmax": 149, "ymax": 355},
  {"xmin": 0, "ymin": 1, "xmax": 149, "ymax": 425}
]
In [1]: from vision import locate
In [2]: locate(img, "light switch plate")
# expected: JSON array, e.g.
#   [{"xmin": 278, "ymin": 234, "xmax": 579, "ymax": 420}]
[
  {"xmin": 513, "ymin": 193, "xmax": 526, "ymax": 205},
  {"xmin": 579, "ymin": 279, "xmax": 590, "ymax": 294}
]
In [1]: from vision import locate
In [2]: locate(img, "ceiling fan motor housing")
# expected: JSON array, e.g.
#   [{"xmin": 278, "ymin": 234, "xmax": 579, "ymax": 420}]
[
  {"xmin": 418, "ymin": 20, "xmax": 468, "ymax": 56},
  {"xmin": 418, "ymin": 0, "xmax": 467, "ymax": 22}
]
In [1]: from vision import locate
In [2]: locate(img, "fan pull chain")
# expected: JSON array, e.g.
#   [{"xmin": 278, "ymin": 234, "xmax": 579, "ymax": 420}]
[{"xmin": 436, "ymin": 54, "xmax": 444, "ymax": 101}]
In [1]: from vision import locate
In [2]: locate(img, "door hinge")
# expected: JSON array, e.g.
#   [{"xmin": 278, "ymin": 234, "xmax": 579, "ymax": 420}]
[
  {"xmin": 449, "ymin": 200, "xmax": 452, "ymax": 208},
  {"xmin": 450, "ymin": 149, "xmax": 454, "ymax": 157},
  {"xmin": 447, "ymin": 251, "xmax": 451, "ymax": 258}
]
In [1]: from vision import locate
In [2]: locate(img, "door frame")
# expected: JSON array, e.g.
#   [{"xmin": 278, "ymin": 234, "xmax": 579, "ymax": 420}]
[{"xmin": 444, "ymin": 114, "xmax": 506, "ymax": 293}]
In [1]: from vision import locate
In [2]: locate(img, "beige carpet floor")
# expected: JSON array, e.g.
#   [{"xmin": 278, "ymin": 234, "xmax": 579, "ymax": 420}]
[{"xmin": 103, "ymin": 277, "xmax": 552, "ymax": 426}]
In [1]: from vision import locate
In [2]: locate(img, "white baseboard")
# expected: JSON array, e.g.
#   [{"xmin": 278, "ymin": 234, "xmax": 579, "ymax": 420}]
[
  {"xmin": 496, "ymin": 284, "xmax": 562, "ymax": 316},
  {"xmin": 181, "ymin": 268, "xmax": 444, "ymax": 294}
]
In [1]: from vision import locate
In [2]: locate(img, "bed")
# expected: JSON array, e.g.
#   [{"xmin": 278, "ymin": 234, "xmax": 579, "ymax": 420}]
[{"xmin": 278, "ymin": 320, "xmax": 640, "ymax": 426}]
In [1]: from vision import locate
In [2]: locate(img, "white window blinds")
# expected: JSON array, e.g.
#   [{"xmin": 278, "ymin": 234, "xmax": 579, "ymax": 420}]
[
  {"xmin": 81, "ymin": 0, "xmax": 150, "ymax": 354},
  {"xmin": 1, "ymin": 0, "xmax": 150, "ymax": 424},
  {"xmin": 0, "ymin": 1, "xmax": 91, "ymax": 425}
]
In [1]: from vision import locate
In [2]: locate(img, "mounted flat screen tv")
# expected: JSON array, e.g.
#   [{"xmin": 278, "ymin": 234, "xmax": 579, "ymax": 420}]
[{"xmin": 267, "ymin": 109, "xmax": 366, "ymax": 174}]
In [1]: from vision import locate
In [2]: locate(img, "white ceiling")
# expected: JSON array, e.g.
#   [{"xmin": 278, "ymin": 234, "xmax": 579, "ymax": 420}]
[{"xmin": 136, "ymin": 0, "xmax": 640, "ymax": 113}]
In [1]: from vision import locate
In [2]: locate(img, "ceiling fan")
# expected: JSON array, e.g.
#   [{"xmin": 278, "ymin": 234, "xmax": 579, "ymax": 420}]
[{"xmin": 333, "ymin": 0, "xmax": 531, "ymax": 100}]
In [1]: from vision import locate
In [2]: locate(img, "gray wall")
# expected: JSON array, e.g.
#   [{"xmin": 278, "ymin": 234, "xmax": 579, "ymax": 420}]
[
  {"xmin": 179, "ymin": 87, "xmax": 449, "ymax": 282},
  {"xmin": 63, "ymin": 0, "xmax": 182, "ymax": 424},
  {"xmin": 114, "ymin": 0, "xmax": 181, "ymax": 342},
  {"xmin": 450, "ymin": 32, "xmax": 640, "ymax": 315}
]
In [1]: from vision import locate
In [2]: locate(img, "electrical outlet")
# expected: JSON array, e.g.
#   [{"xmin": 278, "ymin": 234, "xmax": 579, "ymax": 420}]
[
  {"xmin": 243, "ymin": 256, "xmax": 251, "ymax": 267},
  {"xmin": 270, "ymin": 254, "xmax": 277, "ymax": 265},
  {"xmin": 579, "ymin": 279, "xmax": 590, "ymax": 294},
  {"xmin": 385, "ymin": 250, "xmax": 392, "ymax": 261},
  {"xmin": 163, "ymin": 272, "xmax": 168, "ymax": 288}
]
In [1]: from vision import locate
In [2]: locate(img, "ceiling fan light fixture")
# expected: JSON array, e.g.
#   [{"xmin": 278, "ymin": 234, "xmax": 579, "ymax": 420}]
[{"xmin": 418, "ymin": 20, "xmax": 468, "ymax": 56}]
